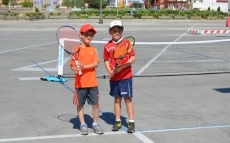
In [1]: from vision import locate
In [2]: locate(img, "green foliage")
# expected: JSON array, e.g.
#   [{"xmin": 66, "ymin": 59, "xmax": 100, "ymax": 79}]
[
  {"xmin": 180, "ymin": 11, "xmax": 185, "ymax": 16},
  {"xmin": 25, "ymin": 12, "xmax": 32, "ymax": 16},
  {"xmin": 134, "ymin": 13, "xmax": 141, "ymax": 19},
  {"xmin": 2, "ymin": 0, "xmax": 9, "ymax": 5},
  {"xmin": 61, "ymin": 0, "xmax": 83, "ymax": 8},
  {"xmin": 84, "ymin": 0, "xmax": 107, "ymax": 9},
  {"xmin": 4, "ymin": 12, "xmax": 18, "ymax": 16},
  {"xmin": 69, "ymin": 11, "xmax": 81, "ymax": 16},
  {"xmin": 217, "ymin": 6, "xmax": 220, "ymax": 12},
  {"xmin": 21, "ymin": 0, "xmax": 33, "ymax": 7},
  {"xmin": 152, "ymin": 13, "xmax": 159, "ymax": 19},
  {"xmin": 10, "ymin": 0, "xmax": 17, "ymax": 6},
  {"xmin": 208, "ymin": 7, "xmax": 210, "ymax": 11},
  {"xmin": 35, "ymin": 7, "xmax": 39, "ymax": 13},
  {"xmin": 64, "ymin": 8, "xmax": 229, "ymax": 20}
]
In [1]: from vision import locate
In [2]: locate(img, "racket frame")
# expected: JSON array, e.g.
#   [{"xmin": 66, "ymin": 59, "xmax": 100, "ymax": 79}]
[
  {"xmin": 113, "ymin": 36, "xmax": 135, "ymax": 70},
  {"xmin": 57, "ymin": 34, "xmax": 82, "ymax": 75}
]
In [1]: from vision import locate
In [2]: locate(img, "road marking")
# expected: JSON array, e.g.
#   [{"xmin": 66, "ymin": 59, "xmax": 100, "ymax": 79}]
[
  {"xmin": 0, "ymin": 42, "xmax": 56, "ymax": 54},
  {"xmin": 19, "ymin": 77, "xmax": 41, "ymax": 81},
  {"xmin": 139, "ymin": 124, "xmax": 230, "ymax": 133},
  {"xmin": 12, "ymin": 59, "xmax": 58, "ymax": 72},
  {"xmin": 0, "ymin": 131, "xmax": 127, "ymax": 142},
  {"xmin": 134, "ymin": 132, "xmax": 155, "ymax": 143},
  {"xmin": 2, "ymin": 124, "xmax": 230, "ymax": 142}
]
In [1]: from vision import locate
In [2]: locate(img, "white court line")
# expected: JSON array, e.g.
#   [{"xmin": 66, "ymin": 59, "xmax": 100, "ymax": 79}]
[
  {"xmin": 135, "ymin": 24, "xmax": 197, "ymax": 76},
  {"xmin": 0, "ymin": 131, "xmax": 126, "ymax": 142},
  {"xmin": 1, "ymin": 124, "xmax": 230, "ymax": 142},
  {"xmin": 134, "ymin": 132, "xmax": 155, "ymax": 143},
  {"xmin": 19, "ymin": 77, "xmax": 41, "ymax": 81},
  {"xmin": 0, "ymin": 32, "xmax": 29, "ymax": 36},
  {"xmin": 13, "ymin": 68, "xmax": 57, "ymax": 72},
  {"xmin": 12, "ymin": 59, "xmax": 58, "ymax": 71},
  {"xmin": 140, "ymin": 124, "xmax": 230, "ymax": 133},
  {"xmin": 0, "ymin": 42, "xmax": 56, "ymax": 54}
]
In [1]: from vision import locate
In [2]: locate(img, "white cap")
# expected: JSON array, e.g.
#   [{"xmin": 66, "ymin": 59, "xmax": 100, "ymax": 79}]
[{"xmin": 109, "ymin": 20, "xmax": 123, "ymax": 29}]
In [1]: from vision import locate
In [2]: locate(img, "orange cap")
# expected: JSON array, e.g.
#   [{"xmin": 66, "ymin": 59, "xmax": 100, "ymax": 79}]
[{"xmin": 80, "ymin": 24, "xmax": 96, "ymax": 34}]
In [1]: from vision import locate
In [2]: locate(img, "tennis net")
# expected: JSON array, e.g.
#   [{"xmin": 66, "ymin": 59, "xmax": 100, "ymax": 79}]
[{"xmin": 58, "ymin": 39, "xmax": 230, "ymax": 77}]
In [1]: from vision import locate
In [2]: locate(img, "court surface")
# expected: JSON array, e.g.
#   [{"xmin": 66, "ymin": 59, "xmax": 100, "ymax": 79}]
[{"xmin": 0, "ymin": 19, "xmax": 230, "ymax": 143}]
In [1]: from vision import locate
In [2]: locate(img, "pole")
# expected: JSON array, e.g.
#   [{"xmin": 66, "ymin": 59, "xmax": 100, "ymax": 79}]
[
  {"xmin": 212, "ymin": 0, "xmax": 213, "ymax": 11},
  {"xmin": 116, "ymin": 0, "xmax": 118, "ymax": 17},
  {"xmin": 99, "ymin": 0, "xmax": 103, "ymax": 24},
  {"xmin": 74, "ymin": 0, "xmax": 76, "ymax": 8}
]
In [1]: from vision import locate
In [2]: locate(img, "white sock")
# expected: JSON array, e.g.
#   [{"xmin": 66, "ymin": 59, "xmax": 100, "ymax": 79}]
[
  {"xmin": 92, "ymin": 123, "xmax": 98, "ymax": 126},
  {"xmin": 81, "ymin": 123, "xmax": 86, "ymax": 126},
  {"xmin": 116, "ymin": 119, "xmax": 121, "ymax": 122},
  {"xmin": 129, "ymin": 120, "xmax": 134, "ymax": 122}
]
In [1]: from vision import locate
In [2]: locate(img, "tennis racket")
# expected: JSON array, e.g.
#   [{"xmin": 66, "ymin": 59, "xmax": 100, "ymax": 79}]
[
  {"xmin": 56, "ymin": 25, "xmax": 82, "ymax": 75},
  {"xmin": 113, "ymin": 36, "xmax": 135, "ymax": 71}
]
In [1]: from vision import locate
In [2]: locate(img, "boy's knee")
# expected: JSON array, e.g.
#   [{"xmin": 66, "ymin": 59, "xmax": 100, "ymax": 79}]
[
  {"xmin": 124, "ymin": 97, "xmax": 132, "ymax": 103},
  {"xmin": 92, "ymin": 104, "xmax": 99, "ymax": 109}
]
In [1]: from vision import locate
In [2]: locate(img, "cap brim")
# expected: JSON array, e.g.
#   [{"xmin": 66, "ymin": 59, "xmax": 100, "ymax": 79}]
[{"xmin": 81, "ymin": 28, "xmax": 97, "ymax": 34}]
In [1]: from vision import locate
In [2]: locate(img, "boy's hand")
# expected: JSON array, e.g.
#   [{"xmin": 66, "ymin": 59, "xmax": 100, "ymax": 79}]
[
  {"xmin": 77, "ymin": 61, "xmax": 84, "ymax": 69},
  {"xmin": 71, "ymin": 66, "xmax": 81, "ymax": 74},
  {"xmin": 109, "ymin": 70, "xmax": 115, "ymax": 77},
  {"xmin": 114, "ymin": 67, "xmax": 122, "ymax": 73}
]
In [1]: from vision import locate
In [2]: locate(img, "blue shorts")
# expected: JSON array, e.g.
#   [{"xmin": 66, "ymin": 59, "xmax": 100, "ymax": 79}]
[{"xmin": 109, "ymin": 77, "xmax": 133, "ymax": 98}]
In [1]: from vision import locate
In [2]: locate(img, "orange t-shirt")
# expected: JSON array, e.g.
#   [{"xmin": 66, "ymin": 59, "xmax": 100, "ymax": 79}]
[{"xmin": 70, "ymin": 45, "xmax": 99, "ymax": 88}]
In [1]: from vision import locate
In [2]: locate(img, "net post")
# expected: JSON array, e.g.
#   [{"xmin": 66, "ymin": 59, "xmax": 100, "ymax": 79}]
[{"xmin": 58, "ymin": 38, "xmax": 64, "ymax": 77}]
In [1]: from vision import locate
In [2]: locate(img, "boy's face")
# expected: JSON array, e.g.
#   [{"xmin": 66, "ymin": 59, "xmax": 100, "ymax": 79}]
[
  {"xmin": 80, "ymin": 30, "xmax": 95, "ymax": 45},
  {"xmin": 109, "ymin": 26, "xmax": 123, "ymax": 42}
]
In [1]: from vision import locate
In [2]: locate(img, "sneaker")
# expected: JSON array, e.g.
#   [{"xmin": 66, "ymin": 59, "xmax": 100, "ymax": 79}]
[
  {"xmin": 127, "ymin": 122, "xmax": 135, "ymax": 133},
  {"xmin": 80, "ymin": 124, "xmax": 88, "ymax": 135},
  {"xmin": 112, "ymin": 121, "xmax": 122, "ymax": 131},
  {"xmin": 92, "ymin": 124, "xmax": 104, "ymax": 134}
]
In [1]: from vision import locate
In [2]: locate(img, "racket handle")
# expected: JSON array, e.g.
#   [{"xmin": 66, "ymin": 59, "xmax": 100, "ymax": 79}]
[
  {"xmin": 75, "ymin": 60, "xmax": 82, "ymax": 75},
  {"xmin": 78, "ymin": 70, "xmax": 82, "ymax": 75}
]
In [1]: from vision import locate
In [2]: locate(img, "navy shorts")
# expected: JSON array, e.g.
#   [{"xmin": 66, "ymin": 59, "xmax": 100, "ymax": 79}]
[
  {"xmin": 76, "ymin": 86, "xmax": 99, "ymax": 105},
  {"xmin": 109, "ymin": 77, "xmax": 133, "ymax": 98}
]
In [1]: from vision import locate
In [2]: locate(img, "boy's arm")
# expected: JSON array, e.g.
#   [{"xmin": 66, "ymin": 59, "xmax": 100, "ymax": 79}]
[
  {"xmin": 78, "ymin": 47, "xmax": 99, "ymax": 70},
  {"xmin": 70, "ymin": 56, "xmax": 79, "ymax": 73},
  {"xmin": 114, "ymin": 55, "xmax": 135, "ymax": 73},
  {"xmin": 80, "ymin": 61, "xmax": 99, "ymax": 69},
  {"xmin": 104, "ymin": 60, "xmax": 114, "ymax": 77}
]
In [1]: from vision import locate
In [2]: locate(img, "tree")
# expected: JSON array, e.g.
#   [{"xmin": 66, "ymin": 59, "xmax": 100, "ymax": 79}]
[
  {"xmin": 20, "ymin": 0, "xmax": 33, "ymax": 7},
  {"xmin": 10, "ymin": 0, "xmax": 17, "ymax": 6},
  {"xmin": 217, "ymin": 6, "xmax": 220, "ymax": 12},
  {"xmin": 84, "ymin": 0, "xmax": 107, "ymax": 9},
  {"xmin": 62, "ymin": 0, "xmax": 85, "ymax": 8},
  {"xmin": 2, "ymin": 0, "xmax": 9, "ymax": 5}
]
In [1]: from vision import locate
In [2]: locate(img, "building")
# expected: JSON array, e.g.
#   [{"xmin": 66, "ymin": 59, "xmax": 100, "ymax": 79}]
[{"xmin": 108, "ymin": 0, "xmax": 229, "ymax": 12}]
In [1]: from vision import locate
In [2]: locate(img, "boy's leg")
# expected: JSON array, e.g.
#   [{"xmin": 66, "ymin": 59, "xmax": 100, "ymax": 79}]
[
  {"xmin": 92, "ymin": 104, "xmax": 99, "ymax": 123},
  {"xmin": 124, "ymin": 97, "xmax": 134, "ymax": 120},
  {"xmin": 76, "ymin": 88, "xmax": 88, "ymax": 135},
  {"xmin": 88, "ymin": 87, "xmax": 103, "ymax": 134},
  {"xmin": 77, "ymin": 105, "xmax": 85, "ymax": 124},
  {"xmin": 114, "ymin": 97, "xmax": 122, "ymax": 120},
  {"xmin": 112, "ymin": 97, "xmax": 122, "ymax": 131},
  {"xmin": 124, "ymin": 98, "xmax": 135, "ymax": 133},
  {"xmin": 110, "ymin": 80, "xmax": 122, "ymax": 131}
]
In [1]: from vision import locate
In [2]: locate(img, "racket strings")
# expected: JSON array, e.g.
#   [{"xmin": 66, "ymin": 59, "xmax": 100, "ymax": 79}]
[
  {"xmin": 57, "ymin": 26, "xmax": 80, "ymax": 54},
  {"xmin": 114, "ymin": 40, "xmax": 132, "ymax": 59}
]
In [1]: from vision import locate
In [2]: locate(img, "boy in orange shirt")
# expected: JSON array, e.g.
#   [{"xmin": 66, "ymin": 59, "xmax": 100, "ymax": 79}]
[
  {"xmin": 70, "ymin": 24, "xmax": 103, "ymax": 135},
  {"xmin": 103, "ymin": 20, "xmax": 136, "ymax": 133}
]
